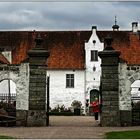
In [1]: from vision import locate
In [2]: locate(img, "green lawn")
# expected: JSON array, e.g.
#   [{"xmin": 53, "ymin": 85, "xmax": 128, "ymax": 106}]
[
  {"xmin": 0, "ymin": 135, "xmax": 15, "ymax": 139},
  {"xmin": 105, "ymin": 130, "xmax": 140, "ymax": 139}
]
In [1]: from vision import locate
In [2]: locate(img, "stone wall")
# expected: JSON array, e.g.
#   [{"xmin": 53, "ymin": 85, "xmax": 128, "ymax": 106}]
[
  {"xmin": 0, "ymin": 63, "xmax": 29, "ymax": 126},
  {"xmin": 0, "ymin": 63, "xmax": 29, "ymax": 110},
  {"xmin": 17, "ymin": 64, "xmax": 47, "ymax": 127},
  {"xmin": 99, "ymin": 59, "xmax": 121, "ymax": 126},
  {"xmin": 119, "ymin": 63, "xmax": 140, "ymax": 126},
  {"xmin": 16, "ymin": 63, "xmax": 29, "ymax": 110},
  {"xmin": 26, "ymin": 34, "xmax": 49, "ymax": 126},
  {"xmin": 29, "ymin": 67, "xmax": 46, "ymax": 110},
  {"xmin": 119, "ymin": 62, "xmax": 132, "ymax": 111},
  {"xmin": 98, "ymin": 37, "xmax": 121, "ymax": 126}
]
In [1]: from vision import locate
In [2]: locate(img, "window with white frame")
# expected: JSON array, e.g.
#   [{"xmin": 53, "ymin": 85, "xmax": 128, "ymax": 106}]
[
  {"xmin": 66, "ymin": 74, "xmax": 74, "ymax": 88},
  {"xmin": 91, "ymin": 50, "xmax": 98, "ymax": 61}
]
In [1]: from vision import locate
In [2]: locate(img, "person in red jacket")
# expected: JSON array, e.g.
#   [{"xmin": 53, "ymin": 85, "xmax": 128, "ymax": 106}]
[{"xmin": 91, "ymin": 98, "xmax": 100, "ymax": 121}]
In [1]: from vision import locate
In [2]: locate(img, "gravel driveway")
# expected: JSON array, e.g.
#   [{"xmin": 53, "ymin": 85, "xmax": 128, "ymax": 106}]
[{"xmin": 0, "ymin": 116, "xmax": 140, "ymax": 139}]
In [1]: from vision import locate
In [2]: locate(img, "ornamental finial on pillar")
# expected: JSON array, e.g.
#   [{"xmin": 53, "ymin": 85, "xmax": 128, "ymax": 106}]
[
  {"xmin": 104, "ymin": 36, "xmax": 114, "ymax": 50},
  {"xmin": 35, "ymin": 33, "xmax": 43, "ymax": 47}
]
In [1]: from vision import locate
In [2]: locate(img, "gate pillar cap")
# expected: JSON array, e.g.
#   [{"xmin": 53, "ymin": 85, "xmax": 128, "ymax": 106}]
[
  {"xmin": 104, "ymin": 36, "xmax": 114, "ymax": 50},
  {"xmin": 98, "ymin": 36, "xmax": 121, "ymax": 58},
  {"xmin": 28, "ymin": 33, "xmax": 50, "ymax": 58}
]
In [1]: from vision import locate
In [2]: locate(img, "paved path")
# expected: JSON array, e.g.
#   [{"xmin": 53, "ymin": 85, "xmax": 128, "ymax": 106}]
[{"xmin": 0, "ymin": 116, "xmax": 140, "ymax": 139}]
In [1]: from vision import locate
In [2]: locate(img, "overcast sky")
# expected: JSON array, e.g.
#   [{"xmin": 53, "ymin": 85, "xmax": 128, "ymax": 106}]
[{"xmin": 0, "ymin": 2, "xmax": 140, "ymax": 31}]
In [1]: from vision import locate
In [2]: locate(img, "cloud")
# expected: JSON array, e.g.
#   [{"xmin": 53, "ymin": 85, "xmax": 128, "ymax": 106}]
[{"xmin": 0, "ymin": 2, "xmax": 139, "ymax": 30}]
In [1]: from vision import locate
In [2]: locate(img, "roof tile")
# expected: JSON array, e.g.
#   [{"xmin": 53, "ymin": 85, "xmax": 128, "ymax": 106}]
[{"xmin": 0, "ymin": 30, "xmax": 139, "ymax": 67}]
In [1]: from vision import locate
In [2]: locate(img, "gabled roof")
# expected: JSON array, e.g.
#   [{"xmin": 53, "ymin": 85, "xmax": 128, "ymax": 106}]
[
  {"xmin": 0, "ymin": 53, "xmax": 10, "ymax": 64},
  {"xmin": 12, "ymin": 31, "xmax": 89, "ymax": 69},
  {"xmin": 0, "ymin": 30, "xmax": 140, "ymax": 68}
]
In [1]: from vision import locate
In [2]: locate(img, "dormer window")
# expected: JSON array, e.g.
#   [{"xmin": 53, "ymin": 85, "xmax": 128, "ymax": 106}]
[{"xmin": 91, "ymin": 50, "xmax": 98, "ymax": 61}]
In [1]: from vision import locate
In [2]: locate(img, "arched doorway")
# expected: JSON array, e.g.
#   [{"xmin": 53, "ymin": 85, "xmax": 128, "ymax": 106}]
[
  {"xmin": 89, "ymin": 89, "xmax": 100, "ymax": 115},
  {"xmin": 90, "ymin": 89, "xmax": 100, "ymax": 103},
  {"xmin": 0, "ymin": 79, "xmax": 16, "ymax": 126},
  {"xmin": 131, "ymin": 80, "xmax": 140, "ymax": 97},
  {"xmin": 0, "ymin": 79, "xmax": 16, "ymax": 104},
  {"xmin": 131, "ymin": 80, "xmax": 140, "ymax": 125}
]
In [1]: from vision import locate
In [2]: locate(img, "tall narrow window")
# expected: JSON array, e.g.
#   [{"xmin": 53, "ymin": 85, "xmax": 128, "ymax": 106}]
[
  {"xmin": 66, "ymin": 74, "xmax": 74, "ymax": 88},
  {"xmin": 91, "ymin": 50, "xmax": 98, "ymax": 61}
]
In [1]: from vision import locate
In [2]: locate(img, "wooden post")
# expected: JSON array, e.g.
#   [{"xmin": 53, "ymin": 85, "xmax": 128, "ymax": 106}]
[
  {"xmin": 8, "ymin": 79, "xmax": 11, "ymax": 105},
  {"xmin": 46, "ymin": 76, "xmax": 50, "ymax": 126}
]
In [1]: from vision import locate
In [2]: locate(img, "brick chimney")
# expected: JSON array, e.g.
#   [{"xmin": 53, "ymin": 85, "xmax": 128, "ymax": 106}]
[
  {"xmin": 92, "ymin": 26, "xmax": 97, "ymax": 34},
  {"xmin": 132, "ymin": 22, "xmax": 138, "ymax": 33}
]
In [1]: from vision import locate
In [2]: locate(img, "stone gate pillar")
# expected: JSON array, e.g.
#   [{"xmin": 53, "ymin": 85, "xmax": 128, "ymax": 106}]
[
  {"xmin": 98, "ymin": 37, "xmax": 121, "ymax": 126},
  {"xmin": 27, "ymin": 33, "xmax": 49, "ymax": 126}
]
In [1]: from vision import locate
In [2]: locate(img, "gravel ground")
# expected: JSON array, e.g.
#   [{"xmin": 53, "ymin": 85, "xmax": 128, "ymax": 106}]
[{"xmin": 0, "ymin": 116, "xmax": 140, "ymax": 139}]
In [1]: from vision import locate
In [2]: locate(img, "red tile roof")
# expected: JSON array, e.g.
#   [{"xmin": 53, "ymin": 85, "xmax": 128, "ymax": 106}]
[{"xmin": 0, "ymin": 30, "xmax": 140, "ymax": 68}]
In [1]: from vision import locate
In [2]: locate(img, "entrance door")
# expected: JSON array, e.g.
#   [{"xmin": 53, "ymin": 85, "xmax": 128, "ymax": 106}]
[
  {"xmin": 89, "ymin": 89, "xmax": 100, "ymax": 115},
  {"xmin": 131, "ymin": 80, "xmax": 140, "ymax": 126},
  {"xmin": 90, "ymin": 89, "xmax": 99, "ymax": 103},
  {"xmin": 0, "ymin": 79, "xmax": 16, "ymax": 126}
]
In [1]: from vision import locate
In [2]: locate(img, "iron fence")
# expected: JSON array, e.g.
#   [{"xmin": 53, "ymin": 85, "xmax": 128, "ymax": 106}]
[
  {"xmin": 131, "ymin": 96, "xmax": 140, "ymax": 126},
  {"xmin": 0, "ymin": 93, "xmax": 16, "ymax": 103}
]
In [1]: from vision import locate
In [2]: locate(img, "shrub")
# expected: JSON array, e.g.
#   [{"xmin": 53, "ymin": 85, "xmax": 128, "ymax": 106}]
[
  {"xmin": 71, "ymin": 100, "xmax": 82, "ymax": 109},
  {"xmin": 51, "ymin": 105, "xmax": 72, "ymax": 113},
  {"xmin": 0, "ymin": 101, "xmax": 9, "ymax": 110}
]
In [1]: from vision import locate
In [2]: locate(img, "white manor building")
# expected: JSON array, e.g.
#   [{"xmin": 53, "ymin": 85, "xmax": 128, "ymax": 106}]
[
  {"xmin": 0, "ymin": 22, "xmax": 140, "ymax": 114},
  {"xmin": 47, "ymin": 26, "xmax": 103, "ymax": 114}
]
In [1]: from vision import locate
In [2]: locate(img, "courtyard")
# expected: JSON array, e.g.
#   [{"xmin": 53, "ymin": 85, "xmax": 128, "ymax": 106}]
[{"xmin": 0, "ymin": 116, "xmax": 140, "ymax": 139}]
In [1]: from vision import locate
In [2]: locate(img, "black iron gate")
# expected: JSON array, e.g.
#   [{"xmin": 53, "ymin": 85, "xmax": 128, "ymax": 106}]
[
  {"xmin": 131, "ymin": 97, "xmax": 140, "ymax": 126},
  {"xmin": 0, "ymin": 93, "xmax": 16, "ymax": 126}
]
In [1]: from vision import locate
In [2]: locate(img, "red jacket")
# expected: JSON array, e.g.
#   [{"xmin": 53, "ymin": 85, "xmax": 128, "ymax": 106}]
[{"xmin": 91, "ymin": 101, "xmax": 100, "ymax": 113}]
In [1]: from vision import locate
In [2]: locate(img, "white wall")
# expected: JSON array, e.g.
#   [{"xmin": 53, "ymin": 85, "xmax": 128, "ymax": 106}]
[
  {"xmin": 131, "ymin": 80, "xmax": 140, "ymax": 96},
  {"xmin": 0, "ymin": 63, "xmax": 29, "ymax": 110},
  {"xmin": 16, "ymin": 63, "xmax": 29, "ymax": 110},
  {"xmin": 119, "ymin": 63, "xmax": 131, "ymax": 110},
  {"xmin": 47, "ymin": 70, "xmax": 85, "ymax": 112},
  {"xmin": 0, "ymin": 80, "xmax": 16, "ymax": 94},
  {"xmin": 2, "ymin": 51, "xmax": 11, "ymax": 64},
  {"xmin": 85, "ymin": 27, "xmax": 104, "ymax": 100}
]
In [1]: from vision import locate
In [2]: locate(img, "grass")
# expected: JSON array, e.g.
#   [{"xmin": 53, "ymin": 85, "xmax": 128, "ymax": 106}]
[
  {"xmin": 105, "ymin": 130, "xmax": 140, "ymax": 139},
  {"xmin": 0, "ymin": 135, "xmax": 15, "ymax": 139}
]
